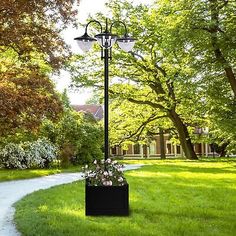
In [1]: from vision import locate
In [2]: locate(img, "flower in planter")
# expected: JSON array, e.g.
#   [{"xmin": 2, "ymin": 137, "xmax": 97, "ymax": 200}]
[{"xmin": 82, "ymin": 158, "xmax": 126, "ymax": 186}]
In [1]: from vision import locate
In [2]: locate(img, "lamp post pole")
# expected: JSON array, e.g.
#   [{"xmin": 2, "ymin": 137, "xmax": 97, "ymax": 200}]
[
  {"xmin": 104, "ymin": 46, "xmax": 109, "ymax": 160},
  {"xmin": 74, "ymin": 18, "xmax": 135, "ymax": 161}
]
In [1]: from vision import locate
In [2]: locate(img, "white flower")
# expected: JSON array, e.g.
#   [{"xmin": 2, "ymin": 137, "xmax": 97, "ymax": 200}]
[
  {"xmin": 108, "ymin": 171, "xmax": 113, "ymax": 176},
  {"xmin": 103, "ymin": 181, "xmax": 109, "ymax": 186},
  {"xmin": 118, "ymin": 177, "xmax": 123, "ymax": 182},
  {"xmin": 93, "ymin": 160, "xmax": 97, "ymax": 165},
  {"xmin": 106, "ymin": 158, "xmax": 111, "ymax": 164},
  {"xmin": 103, "ymin": 180, "xmax": 112, "ymax": 186},
  {"xmin": 103, "ymin": 171, "xmax": 108, "ymax": 176}
]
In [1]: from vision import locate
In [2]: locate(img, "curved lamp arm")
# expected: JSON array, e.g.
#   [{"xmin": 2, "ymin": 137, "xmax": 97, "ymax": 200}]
[
  {"xmin": 110, "ymin": 20, "xmax": 128, "ymax": 35},
  {"xmin": 85, "ymin": 20, "xmax": 103, "ymax": 34}
]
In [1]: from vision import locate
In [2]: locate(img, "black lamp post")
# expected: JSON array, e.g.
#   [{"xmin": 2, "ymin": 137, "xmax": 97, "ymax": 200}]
[{"xmin": 74, "ymin": 18, "xmax": 135, "ymax": 161}]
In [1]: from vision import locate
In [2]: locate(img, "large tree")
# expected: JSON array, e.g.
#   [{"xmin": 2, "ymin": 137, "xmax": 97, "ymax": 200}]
[
  {"xmin": 0, "ymin": 0, "xmax": 80, "ymax": 137},
  {"xmin": 0, "ymin": 0, "xmax": 79, "ymax": 69},
  {"xmin": 152, "ymin": 0, "xmax": 236, "ymax": 154},
  {"xmin": 0, "ymin": 66, "xmax": 63, "ymax": 136},
  {"xmin": 70, "ymin": 0, "xmax": 210, "ymax": 159}
]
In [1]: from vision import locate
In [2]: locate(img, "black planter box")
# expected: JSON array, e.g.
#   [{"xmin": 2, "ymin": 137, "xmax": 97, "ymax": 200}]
[{"xmin": 85, "ymin": 180, "xmax": 129, "ymax": 216}]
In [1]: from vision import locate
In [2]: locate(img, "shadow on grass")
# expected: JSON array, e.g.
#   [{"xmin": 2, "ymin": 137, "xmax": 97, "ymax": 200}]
[{"xmin": 127, "ymin": 162, "xmax": 236, "ymax": 175}]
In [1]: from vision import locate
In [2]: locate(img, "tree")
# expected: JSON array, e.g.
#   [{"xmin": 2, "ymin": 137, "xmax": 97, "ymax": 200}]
[
  {"xmin": 0, "ymin": 0, "xmax": 80, "ymax": 138},
  {"xmin": 0, "ymin": 67, "xmax": 63, "ymax": 136},
  {"xmin": 109, "ymin": 98, "xmax": 173, "ymax": 159},
  {"xmin": 60, "ymin": 89, "xmax": 71, "ymax": 108},
  {"xmin": 70, "ymin": 0, "xmax": 208, "ymax": 159},
  {"xmin": 0, "ymin": 0, "xmax": 79, "ymax": 69},
  {"xmin": 151, "ymin": 0, "xmax": 236, "ymax": 154},
  {"xmin": 85, "ymin": 90, "xmax": 102, "ymax": 105}
]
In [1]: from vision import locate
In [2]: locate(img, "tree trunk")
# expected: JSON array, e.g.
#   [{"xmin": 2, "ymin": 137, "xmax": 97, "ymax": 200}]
[
  {"xmin": 212, "ymin": 44, "xmax": 236, "ymax": 97},
  {"xmin": 168, "ymin": 109, "xmax": 198, "ymax": 160},
  {"xmin": 159, "ymin": 128, "xmax": 166, "ymax": 159},
  {"xmin": 216, "ymin": 141, "xmax": 229, "ymax": 157},
  {"xmin": 210, "ymin": 0, "xmax": 236, "ymax": 97}
]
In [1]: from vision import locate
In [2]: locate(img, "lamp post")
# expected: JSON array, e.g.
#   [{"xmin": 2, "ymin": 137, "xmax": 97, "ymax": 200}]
[{"xmin": 74, "ymin": 18, "xmax": 135, "ymax": 161}]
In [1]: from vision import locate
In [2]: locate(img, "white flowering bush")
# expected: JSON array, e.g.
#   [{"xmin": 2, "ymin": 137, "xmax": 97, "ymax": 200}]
[
  {"xmin": 24, "ymin": 138, "xmax": 58, "ymax": 168},
  {"xmin": 0, "ymin": 138, "xmax": 58, "ymax": 169},
  {"xmin": 82, "ymin": 158, "xmax": 126, "ymax": 186},
  {"xmin": 0, "ymin": 143, "xmax": 26, "ymax": 169}
]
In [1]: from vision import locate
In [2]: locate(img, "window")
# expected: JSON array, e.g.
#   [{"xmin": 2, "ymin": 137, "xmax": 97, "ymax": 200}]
[
  {"xmin": 166, "ymin": 143, "xmax": 172, "ymax": 154},
  {"xmin": 150, "ymin": 141, "xmax": 156, "ymax": 155},
  {"xmin": 133, "ymin": 144, "xmax": 140, "ymax": 154},
  {"xmin": 111, "ymin": 146, "xmax": 117, "ymax": 155},
  {"xmin": 177, "ymin": 145, "xmax": 181, "ymax": 154}
]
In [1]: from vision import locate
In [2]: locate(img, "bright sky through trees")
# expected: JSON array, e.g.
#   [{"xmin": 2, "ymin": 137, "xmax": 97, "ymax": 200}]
[{"xmin": 54, "ymin": 0, "xmax": 151, "ymax": 105}]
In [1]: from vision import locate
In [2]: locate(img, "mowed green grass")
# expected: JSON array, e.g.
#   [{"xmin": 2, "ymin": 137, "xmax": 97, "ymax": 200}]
[
  {"xmin": 14, "ymin": 160, "xmax": 236, "ymax": 236},
  {"xmin": 0, "ymin": 166, "xmax": 80, "ymax": 182}
]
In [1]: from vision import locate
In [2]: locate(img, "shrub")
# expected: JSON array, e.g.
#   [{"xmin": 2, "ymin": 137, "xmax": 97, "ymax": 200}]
[
  {"xmin": 24, "ymin": 138, "xmax": 58, "ymax": 168},
  {"xmin": 0, "ymin": 143, "xmax": 26, "ymax": 169},
  {"xmin": 59, "ymin": 143, "xmax": 76, "ymax": 168},
  {"xmin": 41, "ymin": 109, "xmax": 103, "ymax": 165},
  {"xmin": 0, "ymin": 138, "xmax": 58, "ymax": 169}
]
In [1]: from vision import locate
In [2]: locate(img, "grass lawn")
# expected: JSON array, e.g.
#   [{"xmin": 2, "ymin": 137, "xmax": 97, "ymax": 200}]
[
  {"xmin": 0, "ymin": 165, "xmax": 80, "ymax": 182},
  {"xmin": 14, "ymin": 159, "xmax": 236, "ymax": 236}
]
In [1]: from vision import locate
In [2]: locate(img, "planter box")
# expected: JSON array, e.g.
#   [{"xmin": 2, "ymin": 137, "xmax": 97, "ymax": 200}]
[{"xmin": 85, "ymin": 180, "xmax": 129, "ymax": 216}]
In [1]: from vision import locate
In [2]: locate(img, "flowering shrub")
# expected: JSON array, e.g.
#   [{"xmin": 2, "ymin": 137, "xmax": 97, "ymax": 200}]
[
  {"xmin": 0, "ymin": 138, "xmax": 58, "ymax": 169},
  {"xmin": 24, "ymin": 138, "xmax": 58, "ymax": 168},
  {"xmin": 0, "ymin": 143, "xmax": 26, "ymax": 169},
  {"xmin": 82, "ymin": 158, "xmax": 126, "ymax": 186}
]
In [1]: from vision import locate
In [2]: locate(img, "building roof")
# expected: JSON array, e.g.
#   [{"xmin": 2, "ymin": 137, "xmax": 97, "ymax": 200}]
[{"xmin": 72, "ymin": 104, "xmax": 103, "ymax": 120}]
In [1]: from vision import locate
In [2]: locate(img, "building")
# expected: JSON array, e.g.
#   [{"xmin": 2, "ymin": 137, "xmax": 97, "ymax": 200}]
[
  {"xmin": 72, "ymin": 104, "xmax": 103, "ymax": 120},
  {"xmin": 111, "ymin": 134, "xmax": 213, "ymax": 158}
]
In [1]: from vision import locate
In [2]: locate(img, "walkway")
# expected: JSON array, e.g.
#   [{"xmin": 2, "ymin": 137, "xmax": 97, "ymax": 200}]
[{"xmin": 0, "ymin": 164, "xmax": 143, "ymax": 236}]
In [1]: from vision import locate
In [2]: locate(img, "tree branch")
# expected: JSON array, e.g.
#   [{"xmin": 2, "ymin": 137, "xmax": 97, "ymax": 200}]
[
  {"xmin": 117, "ymin": 114, "xmax": 168, "ymax": 145},
  {"xmin": 127, "ymin": 97, "xmax": 167, "ymax": 111}
]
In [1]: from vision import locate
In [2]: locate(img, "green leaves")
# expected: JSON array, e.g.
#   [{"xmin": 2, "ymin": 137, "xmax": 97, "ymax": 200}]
[{"xmin": 70, "ymin": 0, "xmax": 236, "ymax": 156}]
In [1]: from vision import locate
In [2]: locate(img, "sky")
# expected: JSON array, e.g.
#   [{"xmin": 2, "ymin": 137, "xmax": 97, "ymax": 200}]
[{"xmin": 53, "ymin": 0, "xmax": 151, "ymax": 105}]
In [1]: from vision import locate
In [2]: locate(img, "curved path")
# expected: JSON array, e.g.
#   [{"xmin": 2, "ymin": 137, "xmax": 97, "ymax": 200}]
[{"xmin": 0, "ymin": 164, "xmax": 143, "ymax": 236}]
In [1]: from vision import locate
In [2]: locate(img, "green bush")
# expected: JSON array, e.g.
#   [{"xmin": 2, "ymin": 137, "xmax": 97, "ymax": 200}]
[
  {"xmin": 59, "ymin": 143, "xmax": 76, "ymax": 168},
  {"xmin": 40, "ymin": 109, "xmax": 103, "ymax": 165}
]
